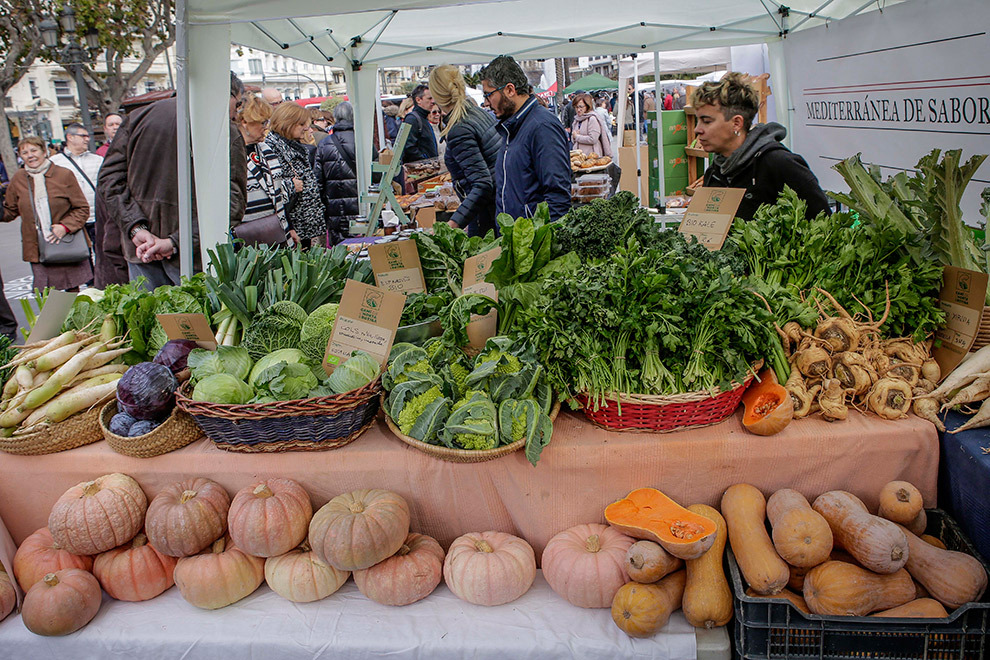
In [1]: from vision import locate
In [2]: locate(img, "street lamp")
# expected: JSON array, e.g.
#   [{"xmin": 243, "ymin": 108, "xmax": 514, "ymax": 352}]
[{"xmin": 40, "ymin": 7, "xmax": 99, "ymax": 151}]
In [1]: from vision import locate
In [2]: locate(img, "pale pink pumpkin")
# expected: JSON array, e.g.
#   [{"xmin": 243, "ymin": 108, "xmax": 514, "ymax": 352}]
[
  {"xmin": 93, "ymin": 533, "xmax": 177, "ymax": 601},
  {"xmin": 353, "ymin": 533, "xmax": 444, "ymax": 606},
  {"xmin": 443, "ymin": 531, "xmax": 536, "ymax": 606},
  {"xmin": 542, "ymin": 523, "xmax": 634, "ymax": 608},
  {"xmin": 173, "ymin": 535, "xmax": 265, "ymax": 609},
  {"xmin": 264, "ymin": 542, "xmax": 349, "ymax": 603},
  {"xmin": 146, "ymin": 478, "xmax": 230, "ymax": 557},
  {"xmin": 309, "ymin": 489, "xmax": 410, "ymax": 571},
  {"xmin": 48, "ymin": 473, "xmax": 147, "ymax": 556},
  {"xmin": 228, "ymin": 478, "xmax": 312, "ymax": 558},
  {"xmin": 13, "ymin": 527, "xmax": 93, "ymax": 591},
  {"xmin": 0, "ymin": 569, "xmax": 15, "ymax": 622},
  {"xmin": 21, "ymin": 569, "xmax": 101, "ymax": 636}
]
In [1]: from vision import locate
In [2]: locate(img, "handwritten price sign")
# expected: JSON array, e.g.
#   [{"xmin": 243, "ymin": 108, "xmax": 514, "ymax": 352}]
[{"xmin": 676, "ymin": 188, "xmax": 745, "ymax": 251}]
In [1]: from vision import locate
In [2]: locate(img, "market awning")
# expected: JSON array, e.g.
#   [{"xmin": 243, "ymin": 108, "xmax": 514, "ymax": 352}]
[{"xmin": 563, "ymin": 73, "xmax": 618, "ymax": 94}]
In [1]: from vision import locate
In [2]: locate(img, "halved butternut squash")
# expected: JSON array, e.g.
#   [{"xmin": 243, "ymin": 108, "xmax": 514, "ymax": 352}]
[
  {"xmin": 741, "ymin": 370, "xmax": 794, "ymax": 436},
  {"xmin": 605, "ymin": 489, "xmax": 717, "ymax": 560}
]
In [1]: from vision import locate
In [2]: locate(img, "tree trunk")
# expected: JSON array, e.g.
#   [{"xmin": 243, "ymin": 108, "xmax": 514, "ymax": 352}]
[
  {"xmin": 554, "ymin": 58, "xmax": 565, "ymax": 108},
  {"xmin": 1, "ymin": 107, "xmax": 19, "ymax": 177}
]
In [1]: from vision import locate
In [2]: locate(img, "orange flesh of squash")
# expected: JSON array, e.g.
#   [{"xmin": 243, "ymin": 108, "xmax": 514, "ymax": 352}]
[
  {"xmin": 741, "ymin": 370, "xmax": 793, "ymax": 436},
  {"xmin": 605, "ymin": 488, "xmax": 717, "ymax": 560}
]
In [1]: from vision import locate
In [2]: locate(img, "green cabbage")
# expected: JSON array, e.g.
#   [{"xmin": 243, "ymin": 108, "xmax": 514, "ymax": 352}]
[
  {"xmin": 187, "ymin": 346, "xmax": 253, "ymax": 382},
  {"xmin": 248, "ymin": 348, "xmax": 308, "ymax": 386},
  {"xmin": 242, "ymin": 301, "xmax": 307, "ymax": 360},
  {"xmin": 192, "ymin": 373, "xmax": 254, "ymax": 404},
  {"xmin": 300, "ymin": 303, "xmax": 340, "ymax": 363},
  {"xmin": 253, "ymin": 361, "xmax": 319, "ymax": 401},
  {"xmin": 326, "ymin": 350, "xmax": 380, "ymax": 394}
]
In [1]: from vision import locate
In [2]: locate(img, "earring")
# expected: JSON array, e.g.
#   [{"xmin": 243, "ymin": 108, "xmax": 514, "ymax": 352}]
[{"xmin": 734, "ymin": 130, "xmax": 740, "ymax": 136}]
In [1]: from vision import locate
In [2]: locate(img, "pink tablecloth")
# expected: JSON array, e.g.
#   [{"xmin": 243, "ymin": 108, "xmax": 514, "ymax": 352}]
[{"xmin": 0, "ymin": 410, "xmax": 938, "ymax": 558}]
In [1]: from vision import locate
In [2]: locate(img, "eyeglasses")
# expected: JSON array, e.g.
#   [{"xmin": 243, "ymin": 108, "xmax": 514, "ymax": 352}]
[
  {"xmin": 482, "ymin": 84, "xmax": 507, "ymax": 101},
  {"xmin": 68, "ymin": 133, "xmax": 90, "ymax": 139}
]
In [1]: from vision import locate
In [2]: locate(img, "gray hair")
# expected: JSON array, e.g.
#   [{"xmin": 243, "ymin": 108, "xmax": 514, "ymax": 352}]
[{"xmin": 333, "ymin": 101, "xmax": 353, "ymax": 123}]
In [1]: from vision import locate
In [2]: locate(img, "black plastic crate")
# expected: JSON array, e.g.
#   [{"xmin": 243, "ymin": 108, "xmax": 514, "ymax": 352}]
[{"xmin": 729, "ymin": 509, "xmax": 990, "ymax": 660}]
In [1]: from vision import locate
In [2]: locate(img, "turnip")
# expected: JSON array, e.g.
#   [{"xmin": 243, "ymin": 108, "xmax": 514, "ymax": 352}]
[
  {"xmin": 867, "ymin": 377, "xmax": 913, "ymax": 420},
  {"xmin": 818, "ymin": 378, "xmax": 848, "ymax": 422}
]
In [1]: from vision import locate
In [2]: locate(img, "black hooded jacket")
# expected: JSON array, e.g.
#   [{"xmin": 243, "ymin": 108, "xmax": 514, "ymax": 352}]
[
  {"xmin": 444, "ymin": 104, "xmax": 501, "ymax": 236},
  {"xmin": 315, "ymin": 121, "xmax": 358, "ymax": 241}
]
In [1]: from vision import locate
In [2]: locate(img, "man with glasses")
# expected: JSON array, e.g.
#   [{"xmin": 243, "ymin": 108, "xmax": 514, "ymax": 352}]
[
  {"xmin": 479, "ymin": 55, "xmax": 571, "ymax": 221},
  {"xmin": 51, "ymin": 122, "xmax": 103, "ymax": 246},
  {"xmin": 401, "ymin": 84, "xmax": 438, "ymax": 163}
]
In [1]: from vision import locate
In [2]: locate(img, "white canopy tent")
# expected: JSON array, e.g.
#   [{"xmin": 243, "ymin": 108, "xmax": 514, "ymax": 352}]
[{"xmin": 179, "ymin": 0, "xmax": 911, "ymax": 275}]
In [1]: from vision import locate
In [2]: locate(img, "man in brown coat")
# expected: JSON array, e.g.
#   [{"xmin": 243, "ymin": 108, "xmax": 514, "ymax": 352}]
[{"xmin": 98, "ymin": 73, "xmax": 248, "ymax": 289}]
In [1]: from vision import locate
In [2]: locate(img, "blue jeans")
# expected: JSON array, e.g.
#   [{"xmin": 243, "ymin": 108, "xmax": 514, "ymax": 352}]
[{"xmin": 128, "ymin": 259, "xmax": 181, "ymax": 290}]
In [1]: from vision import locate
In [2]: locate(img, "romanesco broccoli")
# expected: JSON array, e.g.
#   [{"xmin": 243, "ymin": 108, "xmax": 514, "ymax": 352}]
[
  {"xmin": 453, "ymin": 433, "xmax": 498, "ymax": 451},
  {"xmin": 447, "ymin": 362, "xmax": 470, "ymax": 394},
  {"xmin": 394, "ymin": 359, "xmax": 432, "ymax": 385},
  {"xmin": 397, "ymin": 385, "xmax": 443, "ymax": 434},
  {"xmin": 510, "ymin": 411, "xmax": 529, "ymax": 442},
  {"xmin": 478, "ymin": 352, "xmax": 522, "ymax": 375},
  {"xmin": 452, "ymin": 390, "xmax": 484, "ymax": 412}
]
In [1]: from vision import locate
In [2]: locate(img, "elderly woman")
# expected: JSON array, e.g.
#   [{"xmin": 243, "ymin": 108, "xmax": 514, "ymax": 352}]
[
  {"xmin": 233, "ymin": 95, "xmax": 300, "ymax": 247},
  {"xmin": 2, "ymin": 136, "xmax": 91, "ymax": 291},
  {"xmin": 265, "ymin": 102, "xmax": 327, "ymax": 247},
  {"xmin": 571, "ymin": 92, "xmax": 610, "ymax": 157},
  {"xmin": 314, "ymin": 102, "xmax": 360, "ymax": 246}
]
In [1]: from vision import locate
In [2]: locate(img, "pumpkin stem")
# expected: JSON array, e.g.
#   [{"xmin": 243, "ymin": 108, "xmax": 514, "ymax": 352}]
[
  {"xmin": 585, "ymin": 535, "xmax": 601, "ymax": 553},
  {"xmin": 179, "ymin": 490, "xmax": 198, "ymax": 504},
  {"xmin": 348, "ymin": 502, "xmax": 365, "ymax": 514},
  {"xmin": 81, "ymin": 481, "xmax": 100, "ymax": 497},
  {"xmin": 253, "ymin": 484, "xmax": 274, "ymax": 498},
  {"xmin": 132, "ymin": 534, "xmax": 148, "ymax": 548},
  {"xmin": 298, "ymin": 540, "xmax": 312, "ymax": 553},
  {"xmin": 397, "ymin": 544, "xmax": 411, "ymax": 556},
  {"xmin": 475, "ymin": 540, "xmax": 494, "ymax": 553},
  {"xmin": 43, "ymin": 573, "xmax": 59, "ymax": 587},
  {"xmin": 896, "ymin": 488, "xmax": 911, "ymax": 503},
  {"xmin": 212, "ymin": 538, "xmax": 226, "ymax": 554},
  {"xmin": 891, "ymin": 547, "xmax": 904, "ymax": 561}
]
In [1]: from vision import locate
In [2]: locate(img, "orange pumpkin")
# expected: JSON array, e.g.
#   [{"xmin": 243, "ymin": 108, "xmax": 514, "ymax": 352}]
[
  {"xmin": 605, "ymin": 488, "xmax": 717, "ymax": 560},
  {"xmin": 48, "ymin": 473, "xmax": 148, "ymax": 556},
  {"xmin": 611, "ymin": 570, "xmax": 686, "ymax": 638},
  {"xmin": 145, "ymin": 478, "xmax": 230, "ymax": 558},
  {"xmin": 173, "ymin": 535, "xmax": 265, "ymax": 610},
  {"xmin": 0, "ymin": 569, "xmax": 15, "ymax": 623},
  {"xmin": 228, "ymin": 478, "xmax": 313, "ymax": 558},
  {"xmin": 741, "ymin": 370, "xmax": 793, "ymax": 436},
  {"xmin": 354, "ymin": 533, "xmax": 445, "ymax": 606},
  {"xmin": 93, "ymin": 533, "xmax": 177, "ymax": 601},
  {"xmin": 13, "ymin": 527, "xmax": 93, "ymax": 592},
  {"xmin": 21, "ymin": 569, "xmax": 102, "ymax": 636},
  {"xmin": 542, "ymin": 523, "xmax": 634, "ymax": 608},
  {"xmin": 309, "ymin": 489, "xmax": 410, "ymax": 571}
]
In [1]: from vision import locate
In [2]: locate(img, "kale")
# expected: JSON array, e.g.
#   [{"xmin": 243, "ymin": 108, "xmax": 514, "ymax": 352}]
[{"xmin": 555, "ymin": 191, "xmax": 661, "ymax": 260}]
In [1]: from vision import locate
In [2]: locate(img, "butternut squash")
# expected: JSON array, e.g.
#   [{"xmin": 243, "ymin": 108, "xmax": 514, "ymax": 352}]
[
  {"xmin": 803, "ymin": 561, "xmax": 916, "ymax": 616},
  {"xmin": 605, "ymin": 488, "xmax": 717, "ymax": 560},
  {"xmin": 682, "ymin": 504, "xmax": 732, "ymax": 629},
  {"xmin": 896, "ymin": 523, "xmax": 988, "ymax": 609},
  {"xmin": 611, "ymin": 570, "xmax": 686, "ymax": 638},
  {"xmin": 812, "ymin": 491, "xmax": 908, "ymax": 574},
  {"xmin": 741, "ymin": 370, "xmax": 793, "ymax": 436},
  {"xmin": 920, "ymin": 534, "xmax": 946, "ymax": 550},
  {"xmin": 766, "ymin": 489, "xmax": 833, "ymax": 568},
  {"xmin": 788, "ymin": 564, "xmax": 813, "ymax": 592},
  {"xmin": 877, "ymin": 481, "xmax": 923, "ymax": 525},
  {"xmin": 871, "ymin": 598, "xmax": 949, "ymax": 618},
  {"xmin": 624, "ymin": 541, "xmax": 682, "ymax": 584},
  {"xmin": 746, "ymin": 587, "xmax": 810, "ymax": 614},
  {"xmin": 906, "ymin": 510, "xmax": 927, "ymax": 536},
  {"xmin": 721, "ymin": 484, "xmax": 789, "ymax": 595}
]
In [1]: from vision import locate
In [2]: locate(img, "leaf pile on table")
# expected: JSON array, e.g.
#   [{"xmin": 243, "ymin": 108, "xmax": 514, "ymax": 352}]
[{"xmin": 382, "ymin": 336, "xmax": 554, "ymax": 465}]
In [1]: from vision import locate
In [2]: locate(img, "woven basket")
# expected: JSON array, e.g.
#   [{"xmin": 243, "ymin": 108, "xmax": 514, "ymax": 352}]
[
  {"xmin": 175, "ymin": 378, "xmax": 382, "ymax": 453},
  {"xmin": 382, "ymin": 395, "xmax": 561, "ymax": 463},
  {"xmin": 576, "ymin": 366, "xmax": 760, "ymax": 433},
  {"xmin": 971, "ymin": 306, "xmax": 990, "ymax": 350},
  {"xmin": 100, "ymin": 400, "xmax": 202, "ymax": 458},
  {"xmin": 0, "ymin": 405, "xmax": 105, "ymax": 456}
]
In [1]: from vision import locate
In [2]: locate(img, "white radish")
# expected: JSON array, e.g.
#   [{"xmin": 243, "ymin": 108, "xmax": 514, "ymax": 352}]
[
  {"xmin": 45, "ymin": 375, "xmax": 121, "ymax": 423},
  {"xmin": 2, "ymin": 373, "xmax": 19, "ymax": 400},
  {"xmin": 31, "ymin": 370, "xmax": 51, "ymax": 387},
  {"xmin": 28, "ymin": 335, "xmax": 100, "ymax": 372},
  {"xmin": 940, "ymin": 376, "xmax": 990, "ymax": 411},
  {"xmin": 67, "ymin": 364, "xmax": 129, "ymax": 388},
  {"xmin": 928, "ymin": 345, "xmax": 990, "ymax": 401},
  {"xmin": 14, "ymin": 365, "xmax": 33, "ymax": 391},
  {"xmin": 80, "ymin": 345, "xmax": 131, "ymax": 371},
  {"xmin": 19, "ymin": 341, "xmax": 109, "ymax": 411},
  {"xmin": 6, "ymin": 331, "xmax": 78, "ymax": 365},
  {"xmin": 951, "ymin": 396, "xmax": 990, "ymax": 433},
  {"xmin": 0, "ymin": 390, "xmax": 32, "ymax": 427}
]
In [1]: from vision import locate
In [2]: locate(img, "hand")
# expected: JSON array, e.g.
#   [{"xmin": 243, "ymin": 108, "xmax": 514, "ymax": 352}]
[
  {"xmin": 132, "ymin": 228, "xmax": 157, "ymax": 254},
  {"xmin": 48, "ymin": 224, "xmax": 67, "ymax": 243},
  {"xmin": 288, "ymin": 230, "xmax": 300, "ymax": 247},
  {"xmin": 292, "ymin": 177, "xmax": 303, "ymax": 193},
  {"xmin": 140, "ymin": 237, "xmax": 175, "ymax": 263},
  {"xmin": 447, "ymin": 220, "xmax": 459, "ymax": 229}
]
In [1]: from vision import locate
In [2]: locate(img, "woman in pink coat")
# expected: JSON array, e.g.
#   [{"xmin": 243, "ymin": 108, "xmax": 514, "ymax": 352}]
[{"xmin": 570, "ymin": 92, "xmax": 610, "ymax": 158}]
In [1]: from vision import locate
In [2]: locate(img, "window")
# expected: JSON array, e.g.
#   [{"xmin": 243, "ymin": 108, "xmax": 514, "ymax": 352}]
[
  {"xmin": 145, "ymin": 81, "xmax": 156, "ymax": 93},
  {"xmin": 53, "ymin": 80, "xmax": 75, "ymax": 107},
  {"xmin": 291, "ymin": 60, "xmax": 297, "ymax": 72},
  {"xmin": 294, "ymin": 88, "xmax": 301, "ymax": 99},
  {"xmin": 308, "ymin": 87, "xmax": 315, "ymax": 97},
  {"xmin": 29, "ymin": 79, "xmax": 38, "ymax": 99},
  {"xmin": 249, "ymin": 59, "xmax": 262, "ymax": 75}
]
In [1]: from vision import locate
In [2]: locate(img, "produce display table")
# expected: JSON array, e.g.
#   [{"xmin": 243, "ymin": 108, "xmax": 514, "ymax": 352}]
[
  {"xmin": 0, "ymin": 410, "xmax": 938, "ymax": 554},
  {"xmin": 939, "ymin": 411, "xmax": 990, "ymax": 562}
]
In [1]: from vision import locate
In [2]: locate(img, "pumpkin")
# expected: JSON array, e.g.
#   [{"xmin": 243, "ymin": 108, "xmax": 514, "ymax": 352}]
[
  {"xmin": 803, "ymin": 561, "xmax": 916, "ymax": 616},
  {"xmin": 354, "ymin": 533, "xmax": 444, "ymax": 606},
  {"xmin": 443, "ymin": 531, "xmax": 536, "ymax": 606},
  {"xmin": 877, "ymin": 481, "xmax": 923, "ymax": 526},
  {"xmin": 48, "ymin": 473, "xmax": 148, "ymax": 556},
  {"xmin": 265, "ymin": 542, "xmax": 349, "ymax": 603},
  {"xmin": 13, "ymin": 527, "xmax": 93, "ymax": 591},
  {"xmin": 896, "ymin": 522, "xmax": 987, "ymax": 609},
  {"xmin": 720, "ymin": 484, "xmax": 789, "ymax": 594},
  {"xmin": 682, "ymin": 504, "xmax": 732, "ymax": 629},
  {"xmin": 21, "ymin": 569, "xmax": 101, "ymax": 636},
  {"xmin": 0, "ymin": 569, "xmax": 15, "ymax": 622},
  {"xmin": 745, "ymin": 586, "xmax": 810, "ymax": 614},
  {"xmin": 93, "ymin": 533, "xmax": 177, "ymax": 601},
  {"xmin": 766, "ymin": 489, "xmax": 833, "ymax": 568},
  {"xmin": 173, "ymin": 535, "xmax": 265, "ymax": 609},
  {"xmin": 228, "ymin": 478, "xmax": 312, "ymax": 558},
  {"xmin": 812, "ymin": 490, "xmax": 908, "ymax": 574},
  {"xmin": 309, "ymin": 489, "xmax": 410, "ymax": 571},
  {"xmin": 605, "ymin": 488, "xmax": 717, "ymax": 560},
  {"xmin": 871, "ymin": 598, "xmax": 949, "ymax": 618},
  {"xmin": 541, "ymin": 523, "xmax": 633, "ymax": 609},
  {"xmin": 625, "ymin": 541, "xmax": 682, "ymax": 583},
  {"xmin": 145, "ymin": 478, "xmax": 230, "ymax": 558},
  {"xmin": 921, "ymin": 534, "xmax": 946, "ymax": 550},
  {"xmin": 611, "ymin": 570, "xmax": 686, "ymax": 638},
  {"xmin": 741, "ymin": 370, "xmax": 793, "ymax": 436}
]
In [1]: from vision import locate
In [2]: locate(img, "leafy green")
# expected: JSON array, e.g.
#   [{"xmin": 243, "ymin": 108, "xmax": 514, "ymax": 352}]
[
  {"xmin": 325, "ymin": 350, "xmax": 380, "ymax": 394},
  {"xmin": 300, "ymin": 303, "xmax": 340, "ymax": 363},
  {"xmin": 192, "ymin": 373, "xmax": 254, "ymax": 404},
  {"xmin": 241, "ymin": 301, "xmax": 307, "ymax": 360},
  {"xmin": 498, "ymin": 398, "xmax": 553, "ymax": 467},
  {"xmin": 147, "ymin": 275, "xmax": 211, "ymax": 355},
  {"xmin": 555, "ymin": 191, "xmax": 661, "ymax": 261},
  {"xmin": 187, "ymin": 346, "xmax": 253, "ymax": 382},
  {"xmin": 253, "ymin": 361, "xmax": 319, "ymax": 401},
  {"xmin": 248, "ymin": 348, "xmax": 308, "ymax": 385},
  {"xmin": 412, "ymin": 223, "xmax": 498, "ymax": 297},
  {"xmin": 400, "ymin": 290, "xmax": 454, "ymax": 326}
]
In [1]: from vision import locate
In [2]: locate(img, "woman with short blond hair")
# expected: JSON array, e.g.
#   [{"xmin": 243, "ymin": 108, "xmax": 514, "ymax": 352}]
[{"xmin": 265, "ymin": 101, "xmax": 326, "ymax": 245}]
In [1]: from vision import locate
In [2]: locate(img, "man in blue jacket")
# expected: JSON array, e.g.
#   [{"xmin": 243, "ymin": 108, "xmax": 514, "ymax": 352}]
[
  {"xmin": 401, "ymin": 84, "xmax": 438, "ymax": 163},
  {"xmin": 479, "ymin": 55, "xmax": 571, "ymax": 221}
]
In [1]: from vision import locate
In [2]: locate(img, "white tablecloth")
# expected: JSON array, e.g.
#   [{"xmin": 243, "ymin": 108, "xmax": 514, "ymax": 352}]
[{"xmin": 0, "ymin": 572, "xmax": 696, "ymax": 660}]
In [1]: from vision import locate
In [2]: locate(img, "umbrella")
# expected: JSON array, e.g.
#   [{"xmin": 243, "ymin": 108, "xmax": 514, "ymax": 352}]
[{"xmin": 563, "ymin": 73, "xmax": 618, "ymax": 94}]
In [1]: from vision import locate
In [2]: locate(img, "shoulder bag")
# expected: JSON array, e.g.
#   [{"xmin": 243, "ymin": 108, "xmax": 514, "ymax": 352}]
[{"xmin": 36, "ymin": 223, "xmax": 90, "ymax": 264}]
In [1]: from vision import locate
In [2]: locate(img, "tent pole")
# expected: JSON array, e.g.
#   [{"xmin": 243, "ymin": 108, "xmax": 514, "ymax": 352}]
[
  {"xmin": 633, "ymin": 54, "xmax": 641, "ymax": 206},
  {"xmin": 767, "ymin": 38, "xmax": 792, "ymax": 149},
  {"xmin": 175, "ymin": 0, "xmax": 193, "ymax": 278},
  {"xmin": 375, "ymin": 74, "xmax": 386, "ymax": 150},
  {"xmin": 653, "ymin": 51, "xmax": 666, "ymax": 213}
]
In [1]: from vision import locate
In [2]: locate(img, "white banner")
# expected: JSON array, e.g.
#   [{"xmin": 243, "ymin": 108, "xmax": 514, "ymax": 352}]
[{"xmin": 783, "ymin": 0, "xmax": 990, "ymax": 223}]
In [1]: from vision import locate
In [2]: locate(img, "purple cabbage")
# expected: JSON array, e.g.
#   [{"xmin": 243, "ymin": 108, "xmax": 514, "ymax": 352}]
[
  {"xmin": 117, "ymin": 362, "xmax": 178, "ymax": 421},
  {"xmin": 152, "ymin": 339, "xmax": 199, "ymax": 375}
]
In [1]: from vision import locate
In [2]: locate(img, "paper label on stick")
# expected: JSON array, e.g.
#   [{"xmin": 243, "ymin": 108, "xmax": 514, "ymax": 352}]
[
  {"xmin": 369, "ymin": 240, "xmax": 426, "ymax": 294},
  {"xmin": 677, "ymin": 187, "xmax": 745, "ymax": 250},
  {"xmin": 324, "ymin": 280, "xmax": 404, "ymax": 374},
  {"xmin": 463, "ymin": 247, "xmax": 501, "ymax": 349},
  {"xmin": 416, "ymin": 207, "xmax": 436, "ymax": 231},
  {"xmin": 156, "ymin": 313, "xmax": 217, "ymax": 349},
  {"xmin": 933, "ymin": 266, "xmax": 989, "ymax": 381},
  {"xmin": 25, "ymin": 290, "xmax": 79, "ymax": 344}
]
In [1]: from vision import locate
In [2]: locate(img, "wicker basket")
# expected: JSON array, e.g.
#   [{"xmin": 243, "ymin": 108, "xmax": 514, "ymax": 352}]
[
  {"xmin": 382, "ymin": 395, "xmax": 561, "ymax": 463},
  {"xmin": 576, "ymin": 366, "xmax": 760, "ymax": 433},
  {"xmin": 0, "ymin": 405, "xmax": 105, "ymax": 456},
  {"xmin": 100, "ymin": 400, "xmax": 202, "ymax": 458},
  {"xmin": 972, "ymin": 306, "xmax": 990, "ymax": 350},
  {"xmin": 175, "ymin": 378, "xmax": 382, "ymax": 453}
]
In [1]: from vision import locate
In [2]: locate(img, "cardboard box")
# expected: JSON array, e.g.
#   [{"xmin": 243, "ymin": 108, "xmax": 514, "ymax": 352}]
[
  {"xmin": 661, "ymin": 110, "xmax": 688, "ymax": 146},
  {"xmin": 662, "ymin": 144, "xmax": 688, "ymax": 179},
  {"xmin": 650, "ymin": 175, "xmax": 688, "ymax": 197},
  {"xmin": 618, "ymin": 145, "xmax": 650, "ymax": 207}
]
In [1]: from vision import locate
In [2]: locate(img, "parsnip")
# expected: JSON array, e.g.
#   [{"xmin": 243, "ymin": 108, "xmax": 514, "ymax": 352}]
[
  {"xmin": 940, "ymin": 376, "xmax": 990, "ymax": 411},
  {"xmin": 951, "ymin": 396, "xmax": 990, "ymax": 433},
  {"xmin": 928, "ymin": 344, "xmax": 990, "ymax": 401}
]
